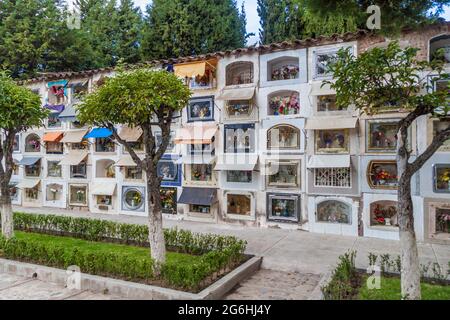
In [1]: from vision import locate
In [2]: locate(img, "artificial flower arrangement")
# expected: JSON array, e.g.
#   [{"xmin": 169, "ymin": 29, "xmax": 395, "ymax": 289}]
[
  {"xmin": 437, "ymin": 168, "xmax": 450, "ymax": 189},
  {"xmin": 271, "ymin": 65, "xmax": 299, "ymax": 81},
  {"xmin": 372, "ymin": 204, "xmax": 397, "ymax": 226},
  {"xmin": 436, "ymin": 210, "xmax": 450, "ymax": 233},
  {"xmin": 269, "ymin": 93, "xmax": 300, "ymax": 115}
]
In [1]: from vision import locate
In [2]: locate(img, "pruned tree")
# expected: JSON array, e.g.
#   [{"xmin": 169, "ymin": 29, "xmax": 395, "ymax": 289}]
[
  {"xmin": 327, "ymin": 42, "xmax": 449, "ymax": 300},
  {"xmin": 0, "ymin": 73, "xmax": 48, "ymax": 238},
  {"xmin": 77, "ymin": 69, "xmax": 191, "ymax": 270}
]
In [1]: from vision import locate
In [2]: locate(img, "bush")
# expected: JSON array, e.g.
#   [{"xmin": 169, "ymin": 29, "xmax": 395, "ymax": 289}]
[
  {"xmin": 321, "ymin": 251, "xmax": 360, "ymax": 300},
  {"xmin": 9, "ymin": 212, "xmax": 247, "ymax": 255},
  {"xmin": 0, "ymin": 212, "xmax": 248, "ymax": 291}
]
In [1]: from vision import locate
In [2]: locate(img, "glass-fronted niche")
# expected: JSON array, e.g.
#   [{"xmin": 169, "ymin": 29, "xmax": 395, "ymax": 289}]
[
  {"xmin": 268, "ymin": 57, "xmax": 299, "ymax": 81},
  {"xmin": 434, "ymin": 164, "xmax": 450, "ymax": 193},
  {"xmin": 315, "ymin": 129, "xmax": 349, "ymax": 154},
  {"xmin": 47, "ymin": 82, "xmax": 67, "ymax": 105},
  {"xmin": 187, "ymin": 96, "xmax": 214, "ymax": 122},
  {"xmin": 157, "ymin": 159, "xmax": 180, "ymax": 185},
  {"xmin": 266, "ymin": 160, "xmax": 300, "ymax": 189},
  {"xmin": 47, "ymin": 161, "xmax": 62, "ymax": 178},
  {"xmin": 370, "ymin": 201, "xmax": 398, "ymax": 227},
  {"xmin": 189, "ymin": 204, "xmax": 211, "ymax": 214},
  {"xmin": 25, "ymin": 160, "xmax": 41, "ymax": 177},
  {"xmin": 48, "ymin": 113, "xmax": 62, "ymax": 128},
  {"xmin": 226, "ymin": 170, "xmax": 252, "ymax": 183},
  {"xmin": 46, "ymin": 142, "xmax": 63, "ymax": 154},
  {"xmin": 429, "ymin": 205, "xmax": 450, "ymax": 239},
  {"xmin": 432, "ymin": 120, "xmax": 450, "ymax": 152},
  {"xmin": 124, "ymin": 167, "xmax": 143, "ymax": 180},
  {"xmin": 95, "ymin": 138, "xmax": 115, "ymax": 153},
  {"xmin": 226, "ymin": 61, "xmax": 254, "ymax": 86},
  {"xmin": 429, "ymin": 35, "xmax": 450, "ymax": 63},
  {"xmin": 188, "ymin": 164, "xmax": 213, "ymax": 183},
  {"xmin": 122, "ymin": 186, "xmax": 145, "ymax": 212},
  {"xmin": 367, "ymin": 161, "xmax": 398, "ymax": 189},
  {"xmin": 96, "ymin": 160, "xmax": 116, "ymax": 178},
  {"xmin": 69, "ymin": 184, "xmax": 88, "ymax": 206},
  {"xmin": 70, "ymin": 161, "xmax": 87, "ymax": 179},
  {"xmin": 267, "ymin": 193, "xmax": 300, "ymax": 223},
  {"xmin": 317, "ymin": 95, "xmax": 346, "ymax": 112},
  {"xmin": 224, "ymin": 124, "xmax": 255, "ymax": 153},
  {"xmin": 268, "ymin": 91, "xmax": 300, "ymax": 116},
  {"xmin": 25, "ymin": 134, "xmax": 41, "ymax": 153},
  {"xmin": 316, "ymin": 200, "xmax": 351, "ymax": 224},
  {"xmin": 46, "ymin": 183, "xmax": 63, "ymax": 201},
  {"xmin": 367, "ymin": 120, "xmax": 399, "ymax": 153},
  {"xmin": 25, "ymin": 185, "xmax": 40, "ymax": 201},
  {"xmin": 225, "ymin": 193, "xmax": 252, "ymax": 217},
  {"xmin": 313, "ymin": 49, "xmax": 340, "ymax": 80},
  {"xmin": 161, "ymin": 187, "xmax": 177, "ymax": 214},
  {"xmin": 225, "ymin": 100, "xmax": 254, "ymax": 120},
  {"xmin": 267, "ymin": 124, "xmax": 300, "ymax": 150}
]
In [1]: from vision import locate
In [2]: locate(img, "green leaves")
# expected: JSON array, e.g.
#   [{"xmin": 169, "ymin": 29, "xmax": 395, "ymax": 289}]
[
  {"xmin": 0, "ymin": 73, "xmax": 48, "ymax": 131},
  {"xmin": 327, "ymin": 41, "xmax": 449, "ymax": 117},
  {"xmin": 77, "ymin": 69, "xmax": 191, "ymax": 127}
]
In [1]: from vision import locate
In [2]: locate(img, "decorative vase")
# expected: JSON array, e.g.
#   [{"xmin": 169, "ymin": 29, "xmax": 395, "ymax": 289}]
[{"xmin": 385, "ymin": 218, "xmax": 391, "ymax": 226}]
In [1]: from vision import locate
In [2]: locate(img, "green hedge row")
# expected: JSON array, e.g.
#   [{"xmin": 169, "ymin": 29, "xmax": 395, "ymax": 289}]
[
  {"xmin": 0, "ymin": 212, "xmax": 247, "ymax": 291},
  {"xmin": 11, "ymin": 212, "xmax": 246, "ymax": 255},
  {"xmin": 0, "ymin": 235, "xmax": 245, "ymax": 291}
]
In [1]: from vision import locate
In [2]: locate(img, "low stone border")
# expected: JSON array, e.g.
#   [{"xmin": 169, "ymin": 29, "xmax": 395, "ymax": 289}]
[{"xmin": 0, "ymin": 256, "xmax": 262, "ymax": 300}]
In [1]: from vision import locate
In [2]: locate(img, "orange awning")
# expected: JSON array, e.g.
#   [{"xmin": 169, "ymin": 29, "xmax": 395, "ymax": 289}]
[
  {"xmin": 174, "ymin": 124, "xmax": 218, "ymax": 145},
  {"xmin": 43, "ymin": 132, "xmax": 63, "ymax": 142},
  {"xmin": 174, "ymin": 59, "xmax": 217, "ymax": 78}
]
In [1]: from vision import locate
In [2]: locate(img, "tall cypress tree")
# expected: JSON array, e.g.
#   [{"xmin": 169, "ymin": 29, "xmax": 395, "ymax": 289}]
[
  {"xmin": 141, "ymin": 0, "xmax": 247, "ymax": 60},
  {"xmin": 116, "ymin": 0, "xmax": 143, "ymax": 64}
]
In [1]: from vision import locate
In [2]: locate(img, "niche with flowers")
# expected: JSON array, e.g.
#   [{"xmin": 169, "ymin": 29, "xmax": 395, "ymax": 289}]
[
  {"xmin": 268, "ymin": 57, "xmax": 300, "ymax": 81},
  {"xmin": 268, "ymin": 91, "xmax": 300, "ymax": 116},
  {"xmin": 367, "ymin": 161, "xmax": 398, "ymax": 189},
  {"xmin": 370, "ymin": 201, "xmax": 398, "ymax": 227}
]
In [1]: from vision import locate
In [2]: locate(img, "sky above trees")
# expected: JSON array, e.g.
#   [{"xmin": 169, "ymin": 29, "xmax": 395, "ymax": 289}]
[{"xmin": 133, "ymin": 0, "xmax": 450, "ymax": 45}]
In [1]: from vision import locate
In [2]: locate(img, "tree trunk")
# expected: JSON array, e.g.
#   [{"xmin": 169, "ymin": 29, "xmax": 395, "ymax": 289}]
[
  {"xmin": 146, "ymin": 170, "xmax": 166, "ymax": 274},
  {"xmin": 396, "ymin": 133, "xmax": 421, "ymax": 300},
  {"xmin": 0, "ymin": 185, "xmax": 14, "ymax": 239}
]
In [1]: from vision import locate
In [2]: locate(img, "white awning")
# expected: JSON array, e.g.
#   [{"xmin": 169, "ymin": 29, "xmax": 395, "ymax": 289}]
[
  {"xmin": 16, "ymin": 179, "xmax": 40, "ymax": 189},
  {"xmin": 214, "ymin": 154, "xmax": 258, "ymax": 171},
  {"xmin": 216, "ymin": 87, "xmax": 256, "ymax": 101},
  {"xmin": 307, "ymin": 155, "xmax": 351, "ymax": 168},
  {"xmin": 58, "ymin": 150, "xmax": 88, "ymax": 166},
  {"xmin": 61, "ymin": 130, "xmax": 88, "ymax": 143},
  {"xmin": 305, "ymin": 117, "xmax": 358, "ymax": 130},
  {"xmin": 310, "ymin": 82, "xmax": 336, "ymax": 96},
  {"xmin": 118, "ymin": 126, "xmax": 142, "ymax": 142},
  {"xmin": 176, "ymin": 155, "xmax": 216, "ymax": 164},
  {"xmin": 115, "ymin": 155, "xmax": 143, "ymax": 167},
  {"xmin": 174, "ymin": 124, "xmax": 218, "ymax": 145},
  {"xmin": 91, "ymin": 182, "xmax": 116, "ymax": 196}
]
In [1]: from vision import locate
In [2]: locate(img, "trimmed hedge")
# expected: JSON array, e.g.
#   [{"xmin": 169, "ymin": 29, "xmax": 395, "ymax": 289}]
[
  {"xmin": 10, "ymin": 212, "xmax": 246, "ymax": 255},
  {"xmin": 0, "ymin": 212, "xmax": 248, "ymax": 291}
]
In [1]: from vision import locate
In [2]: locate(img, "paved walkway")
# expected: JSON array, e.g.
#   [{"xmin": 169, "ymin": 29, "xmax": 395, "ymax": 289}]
[
  {"xmin": 224, "ymin": 270, "xmax": 322, "ymax": 300},
  {"xmin": 13, "ymin": 206, "xmax": 450, "ymax": 275},
  {"xmin": 0, "ymin": 273, "xmax": 122, "ymax": 300}
]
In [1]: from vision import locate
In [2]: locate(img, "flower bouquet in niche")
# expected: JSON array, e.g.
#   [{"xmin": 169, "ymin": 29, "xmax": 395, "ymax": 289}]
[{"xmin": 373, "ymin": 204, "xmax": 397, "ymax": 226}]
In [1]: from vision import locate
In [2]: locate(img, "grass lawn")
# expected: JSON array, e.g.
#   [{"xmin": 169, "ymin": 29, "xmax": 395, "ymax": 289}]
[
  {"xmin": 14, "ymin": 231, "xmax": 202, "ymax": 265},
  {"xmin": 358, "ymin": 275, "xmax": 450, "ymax": 300}
]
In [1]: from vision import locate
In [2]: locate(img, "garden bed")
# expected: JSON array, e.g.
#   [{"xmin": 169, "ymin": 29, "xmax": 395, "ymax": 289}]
[
  {"xmin": 0, "ymin": 212, "xmax": 249, "ymax": 293},
  {"xmin": 321, "ymin": 251, "xmax": 450, "ymax": 300}
]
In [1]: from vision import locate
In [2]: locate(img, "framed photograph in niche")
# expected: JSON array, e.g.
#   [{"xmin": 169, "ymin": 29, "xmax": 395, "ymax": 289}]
[
  {"xmin": 266, "ymin": 160, "xmax": 300, "ymax": 188},
  {"xmin": 316, "ymin": 200, "xmax": 351, "ymax": 224},
  {"xmin": 433, "ymin": 164, "xmax": 450, "ymax": 193},
  {"xmin": 367, "ymin": 160, "xmax": 398, "ymax": 189},
  {"xmin": 226, "ymin": 193, "xmax": 252, "ymax": 216},
  {"xmin": 187, "ymin": 96, "xmax": 214, "ymax": 122},
  {"xmin": 267, "ymin": 193, "xmax": 300, "ymax": 223},
  {"xmin": 268, "ymin": 91, "xmax": 300, "ymax": 116},
  {"xmin": 367, "ymin": 120, "xmax": 399, "ymax": 153},
  {"xmin": 267, "ymin": 124, "xmax": 300, "ymax": 150},
  {"xmin": 226, "ymin": 170, "xmax": 252, "ymax": 183},
  {"xmin": 315, "ymin": 129, "xmax": 349, "ymax": 154},
  {"xmin": 370, "ymin": 201, "xmax": 398, "ymax": 227}
]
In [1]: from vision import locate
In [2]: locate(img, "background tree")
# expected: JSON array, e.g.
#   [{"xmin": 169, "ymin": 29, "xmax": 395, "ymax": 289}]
[
  {"xmin": 142, "ymin": 0, "xmax": 248, "ymax": 60},
  {"xmin": 77, "ymin": 69, "xmax": 191, "ymax": 269},
  {"xmin": 327, "ymin": 42, "xmax": 450, "ymax": 300},
  {"xmin": 0, "ymin": 73, "xmax": 49, "ymax": 238},
  {"xmin": 258, "ymin": 0, "xmax": 450, "ymax": 44}
]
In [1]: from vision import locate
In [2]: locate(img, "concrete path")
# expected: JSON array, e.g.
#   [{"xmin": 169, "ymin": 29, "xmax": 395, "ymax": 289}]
[
  {"xmin": 0, "ymin": 273, "xmax": 122, "ymax": 300},
  {"xmin": 13, "ymin": 206, "xmax": 450, "ymax": 275},
  {"xmin": 224, "ymin": 270, "xmax": 322, "ymax": 300}
]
